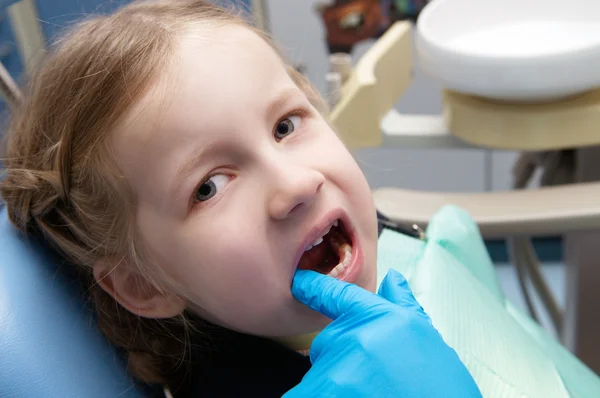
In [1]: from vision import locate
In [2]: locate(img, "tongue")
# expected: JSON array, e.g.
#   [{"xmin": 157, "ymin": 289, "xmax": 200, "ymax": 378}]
[{"xmin": 297, "ymin": 242, "xmax": 328, "ymax": 271}]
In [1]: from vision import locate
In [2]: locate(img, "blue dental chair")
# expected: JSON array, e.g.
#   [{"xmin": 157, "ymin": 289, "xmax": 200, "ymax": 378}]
[
  {"xmin": 0, "ymin": 204, "xmax": 150, "ymax": 397},
  {"xmin": 0, "ymin": 2, "xmax": 256, "ymax": 395}
]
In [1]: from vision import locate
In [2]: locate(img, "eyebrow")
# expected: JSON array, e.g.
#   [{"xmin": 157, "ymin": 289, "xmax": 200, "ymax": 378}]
[
  {"xmin": 266, "ymin": 87, "xmax": 305, "ymax": 118},
  {"xmin": 171, "ymin": 87, "xmax": 305, "ymax": 201},
  {"xmin": 171, "ymin": 141, "xmax": 214, "ymax": 201}
]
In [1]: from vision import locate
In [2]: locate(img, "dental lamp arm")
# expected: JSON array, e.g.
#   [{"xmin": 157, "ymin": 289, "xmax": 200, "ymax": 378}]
[{"xmin": 374, "ymin": 181, "xmax": 600, "ymax": 239}]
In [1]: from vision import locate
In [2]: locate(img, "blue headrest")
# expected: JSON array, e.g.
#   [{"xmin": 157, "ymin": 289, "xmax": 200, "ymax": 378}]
[{"xmin": 0, "ymin": 205, "xmax": 150, "ymax": 397}]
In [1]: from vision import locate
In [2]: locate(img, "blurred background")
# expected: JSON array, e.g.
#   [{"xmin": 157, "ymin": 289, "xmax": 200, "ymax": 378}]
[{"xmin": 0, "ymin": 0, "xmax": 567, "ymax": 357}]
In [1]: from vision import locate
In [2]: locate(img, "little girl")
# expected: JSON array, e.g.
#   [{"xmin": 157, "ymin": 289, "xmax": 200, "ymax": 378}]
[
  {"xmin": 1, "ymin": 0, "xmax": 380, "ymax": 396},
  {"xmin": 6, "ymin": 1, "xmax": 594, "ymax": 397}
]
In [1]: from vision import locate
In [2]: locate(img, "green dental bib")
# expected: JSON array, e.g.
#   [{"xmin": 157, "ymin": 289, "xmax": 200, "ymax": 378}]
[{"xmin": 377, "ymin": 205, "xmax": 600, "ymax": 397}]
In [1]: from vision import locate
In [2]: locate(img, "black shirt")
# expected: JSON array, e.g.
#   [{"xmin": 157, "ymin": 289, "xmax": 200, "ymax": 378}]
[{"xmin": 172, "ymin": 331, "xmax": 311, "ymax": 398}]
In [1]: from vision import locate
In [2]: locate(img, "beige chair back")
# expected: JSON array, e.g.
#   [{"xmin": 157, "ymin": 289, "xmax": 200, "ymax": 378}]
[{"xmin": 329, "ymin": 21, "xmax": 413, "ymax": 149}]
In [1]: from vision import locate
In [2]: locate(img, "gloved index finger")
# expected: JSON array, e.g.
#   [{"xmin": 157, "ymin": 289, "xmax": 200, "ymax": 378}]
[
  {"xmin": 378, "ymin": 268, "xmax": 431, "ymax": 320},
  {"xmin": 378, "ymin": 269, "xmax": 422, "ymax": 310},
  {"xmin": 292, "ymin": 270, "xmax": 381, "ymax": 320}
]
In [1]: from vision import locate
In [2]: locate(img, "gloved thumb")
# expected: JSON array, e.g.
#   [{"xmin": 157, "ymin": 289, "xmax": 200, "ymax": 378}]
[
  {"xmin": 292, "ymin": 270, "xmax": 381, "ymax": 320},
  {"xmin": 378, "ymin": 269, "xmax": 427, "ymax": 315}
]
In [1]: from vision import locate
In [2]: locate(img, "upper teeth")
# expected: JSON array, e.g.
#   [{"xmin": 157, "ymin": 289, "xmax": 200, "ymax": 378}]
[
  {"xmin": 312, "ymin": 237, "xmax": 324, "ymax": 247},
  {"xmin": 304, "ymin": 221, "xmax": 338, "ymax": 251}
]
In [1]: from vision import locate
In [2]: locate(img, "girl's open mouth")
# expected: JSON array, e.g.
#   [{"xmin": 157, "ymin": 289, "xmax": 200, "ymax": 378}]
[{"xmin": 297, "ymin": 219, "xmax": 353, "ymax": 279}]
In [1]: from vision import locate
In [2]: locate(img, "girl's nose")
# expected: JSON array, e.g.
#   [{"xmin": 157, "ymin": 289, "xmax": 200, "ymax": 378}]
[{"xmin": 267, "ymin": 166, "xmax": 325, "ymax": 220}]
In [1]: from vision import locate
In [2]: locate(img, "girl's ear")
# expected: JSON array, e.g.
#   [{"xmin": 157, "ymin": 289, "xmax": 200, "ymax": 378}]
[{"xmin": 93, "ymin": 258, "xmax": 186, "ymax": 319}]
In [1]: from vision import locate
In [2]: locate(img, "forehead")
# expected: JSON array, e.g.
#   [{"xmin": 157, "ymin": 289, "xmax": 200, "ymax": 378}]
[
  {"xmin": 119, "ymin": 23, "xmax": 291, "ymax": 134},
  {"xmin": 175, "ymin": 23, "xmax": 289, "ymax": 99},
  {"xmin": 112, "ymin": 24, "xmax": 296, "ymax": 188}
]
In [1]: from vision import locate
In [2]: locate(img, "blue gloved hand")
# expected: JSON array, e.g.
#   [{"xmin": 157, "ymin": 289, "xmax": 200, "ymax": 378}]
[{"xmin": 283, "ymin": 269, "xmax": 482, "ymax": 398}]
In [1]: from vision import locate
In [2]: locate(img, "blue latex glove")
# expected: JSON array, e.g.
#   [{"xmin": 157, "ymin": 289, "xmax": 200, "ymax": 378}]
[{"xmin": 283, "ymin": 269, "xmax": 482, "ymax": 397}]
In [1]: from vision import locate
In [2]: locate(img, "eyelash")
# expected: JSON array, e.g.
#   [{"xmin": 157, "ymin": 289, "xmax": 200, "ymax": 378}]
[
  {"xmin": 190, "ymin": 172, "xmax": 231, "ymax": 209},
  {"xmin": 190, "ymin": 108, "xmax": 310, "ymax": 210},
  {"xmin": 273, "ymin": 108, "xmax": 309, "ymax": 137}
]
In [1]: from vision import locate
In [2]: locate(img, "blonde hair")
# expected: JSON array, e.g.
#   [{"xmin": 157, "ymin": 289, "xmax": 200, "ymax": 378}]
[{"xmin": 0, "ymin": 0, "xmax": 325, "ymax": 388}]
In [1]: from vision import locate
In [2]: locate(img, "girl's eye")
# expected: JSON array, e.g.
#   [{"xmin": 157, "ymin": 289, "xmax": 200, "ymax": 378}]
[
  {"xmin": 195, "ymin": 174, "xmax": 229, "ymax": 202},
  {"xmin": 274, "ymin": 115, "xmax": 302, "ymax": 140}
]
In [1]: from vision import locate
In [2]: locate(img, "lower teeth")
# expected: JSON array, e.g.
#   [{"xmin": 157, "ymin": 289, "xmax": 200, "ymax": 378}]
[{"xmin": 328, "ymin": 232, "xmax": 352, "ymax": 278}]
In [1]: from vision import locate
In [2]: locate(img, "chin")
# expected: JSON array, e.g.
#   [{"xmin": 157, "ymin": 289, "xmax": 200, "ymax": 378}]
[{"xmin": 292, "ymin": 300, "xmax": 334, "ymax": 330}]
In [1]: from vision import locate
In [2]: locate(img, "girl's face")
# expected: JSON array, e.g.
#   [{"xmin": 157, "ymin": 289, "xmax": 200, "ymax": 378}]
[{"xmin": 111, "ymin": 25, "xmax": 378, "ymax": 337}]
